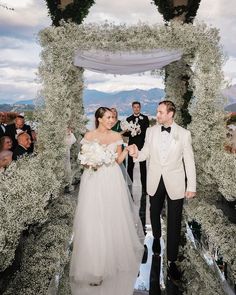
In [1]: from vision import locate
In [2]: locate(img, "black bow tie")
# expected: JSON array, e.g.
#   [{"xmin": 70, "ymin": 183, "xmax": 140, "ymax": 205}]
[{"xmin": 161, "ymin": 126, "xmax": 171, "ymax": 133}]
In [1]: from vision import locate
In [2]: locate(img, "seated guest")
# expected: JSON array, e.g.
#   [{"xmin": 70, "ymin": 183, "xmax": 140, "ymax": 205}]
[
  {"xmin": 0, "ymin": 150, "xmax": 13, "ymax": 172},
  {"xmin": 0, "ymin": 112, "xmax": 6, "ymax": 138},
  {"xmin": 13, "ymin": 132, "xmax": 32, "ymax": 161},
  {"xmin": 0, "ymin": 136, "xmax": 13, "ymax": 152},
  {"xmin": 5, "ymin": 115, "xmax": 33, "ymax": 151}
]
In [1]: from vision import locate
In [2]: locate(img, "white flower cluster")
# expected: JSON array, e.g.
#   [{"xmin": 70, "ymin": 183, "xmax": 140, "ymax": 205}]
[
  {"xmin": 78, "ymin": 141, "xmax": 117, "ymax": 170},
  {"xmin": 120, "ymin": 120, "xmax": 141, "ymax": 137}
]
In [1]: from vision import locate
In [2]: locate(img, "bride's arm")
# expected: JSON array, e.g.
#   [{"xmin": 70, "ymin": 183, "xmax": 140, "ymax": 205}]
[{"xmin": 116, "ymin": 145, "xmax": 128, "ymax": 164}]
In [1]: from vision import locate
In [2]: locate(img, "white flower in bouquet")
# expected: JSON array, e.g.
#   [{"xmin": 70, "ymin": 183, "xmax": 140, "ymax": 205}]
[
  {"xmin": 78, "ymin": 141, "xmax": 117, "ymax": 170},
  {"xmin": 120, "ymin": 120, "xmax": 141, "ymax": 137}
]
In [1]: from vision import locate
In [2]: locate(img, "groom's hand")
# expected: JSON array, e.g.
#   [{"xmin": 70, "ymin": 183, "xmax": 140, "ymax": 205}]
[
  {"xmin": 185, "ymin": 191, "xmax": 196, "ymax": 199},
  {"xmin": 127, "ymin": 144, "xmax": 138, "ymax": 158}
]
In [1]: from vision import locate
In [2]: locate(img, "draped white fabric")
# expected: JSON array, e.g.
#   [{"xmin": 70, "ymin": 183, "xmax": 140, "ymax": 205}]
[{"xmin": 74, "ymin": 49, "xmax": 182, "ymax": 75}]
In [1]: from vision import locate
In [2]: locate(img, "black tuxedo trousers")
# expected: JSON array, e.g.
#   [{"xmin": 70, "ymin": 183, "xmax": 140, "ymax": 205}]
[{"xmin": 150, "ymin": 176, "xmax": 183, "ymax": 262}]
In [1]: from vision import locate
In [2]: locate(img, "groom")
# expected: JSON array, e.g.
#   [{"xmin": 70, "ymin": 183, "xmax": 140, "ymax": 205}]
[{"xmin": 128, "ymin": 100, "xmax": 196, "ymax": 290}]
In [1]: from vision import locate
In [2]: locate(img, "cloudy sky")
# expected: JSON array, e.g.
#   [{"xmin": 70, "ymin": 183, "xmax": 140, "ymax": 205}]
[{"xmin": 0, "ymin": 0, "xmax": 236, "ymax": 104}]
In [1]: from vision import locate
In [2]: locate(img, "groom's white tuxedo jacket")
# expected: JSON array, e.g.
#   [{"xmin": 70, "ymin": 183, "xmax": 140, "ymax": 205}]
[{"xmin": 134, "ymin": 122, "xmax": 196, "ymax": 200}]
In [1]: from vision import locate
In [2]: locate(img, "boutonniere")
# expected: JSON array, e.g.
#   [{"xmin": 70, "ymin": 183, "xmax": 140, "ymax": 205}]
[{"xmin": 139, "ymin": 115, "xmax": 143, "ymax": 120}]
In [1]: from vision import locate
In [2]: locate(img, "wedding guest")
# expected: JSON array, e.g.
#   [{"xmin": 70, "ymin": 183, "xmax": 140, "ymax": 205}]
[
  {"xmin": 0, "ymin": 112, "xmax": 6, "ymax": 138},
  {"xmin": 111, "ymin": 108, "xmax": 122, "ymax": 133},
  {"xmin": 0, "ymin": 150, "xmax": 13, "ymax": 172},
  {"xmin": 125, "ymin": 101, "xmax": 149, "ymax": 234},
  {"xmin": 5, "ymin": 115, "xmax": 33, "ymax": 151},
  {"xmin": 13, "ymin": 132, "xmax": 32, "ymax": 161},
  {"xmin": 64, "ymin": 127, "xmax": 77, "ymax": 193},
  {"xmin": 0, "ymin": 136, "xmax": 13, "ymax": 152}
]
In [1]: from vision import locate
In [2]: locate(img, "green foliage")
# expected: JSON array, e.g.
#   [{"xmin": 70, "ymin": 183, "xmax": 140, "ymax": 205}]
[
  {"xmin": 181, "ymin": 238, "xmax": 226, "ymax": 295},
  {"xmin": 0, "ymin": 155, "xmax": 61, "ymax": 273},
  {"xmin": 44, "ymin": 0, "xmax": 95, "ymax": 26},
  {"xmin": 3, "ymin": 196, "xmax": 76, "ymax": 295},
  {"xmin": 24, "ymin": 110, "xmax": 35, "ymax": 121},
  {"xmin": 151, "ymin": 0, "xmax": 202, "ymax": 23}
]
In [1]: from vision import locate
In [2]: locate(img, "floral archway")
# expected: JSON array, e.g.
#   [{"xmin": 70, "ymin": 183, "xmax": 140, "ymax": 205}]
[
  {"xmin": 38, "ymin": 21, "xmax": 236, "ymax": 290},
  {"xmin": 38, "ymin": 21, "xmax": 235, "ymax": 198}
]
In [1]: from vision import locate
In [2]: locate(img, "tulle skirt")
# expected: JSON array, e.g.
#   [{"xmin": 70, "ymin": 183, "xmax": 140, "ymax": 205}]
[{"xmin": 70, "ymin": 162, "xmax": 143, "ymax": 295}]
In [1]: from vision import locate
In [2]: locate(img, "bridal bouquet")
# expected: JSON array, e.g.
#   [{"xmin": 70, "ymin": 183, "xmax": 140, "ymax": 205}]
[
  {"xmin": 120, "ymin": 120, "xmax": 141, "ymax": 137},
  {"xmin": 78, "ymin": 141, "xmax": 117, "ymax": 171}
]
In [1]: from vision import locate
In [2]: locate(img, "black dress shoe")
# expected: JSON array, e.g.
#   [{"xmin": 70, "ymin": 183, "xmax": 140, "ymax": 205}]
[
  {"xmin": 142, "ymin": 244, "xmax": 148, "ymax": 264},
  {"xmin": 89, "ymin": 280, "xmax": 103, "ymax": 286},
  {"xmin": 167, "ymin": 262, "xmax": 182, "ymax": 282},
  {"xmin": 149, "ymin": 254, "xmax": 161, "ymax": 295}
]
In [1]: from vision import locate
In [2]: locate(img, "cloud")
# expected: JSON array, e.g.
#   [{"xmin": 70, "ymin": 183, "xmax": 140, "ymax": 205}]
[
  {"xmin": 0, "ymin": 0, "xmax": 236, "ymax": 104},
  {"xmin": 85, "ymin": 0, "xmax": 163, "ymax": 24},
  {"xmin": 197, "ymin": 0, "xmax": 236, "ymax": 57},
  {"xmin": 224, "ymin": 57, "xmax": 236, "ymax": 85},
  {"xmin": 0, "ymin": 81, "xmax": 39, "ymax": 104},
  {"xmin": 0, "ymin": 37, "xmax": 41, "ymax": 65},
  {"xmin": 0, "ymin": 0, "xmax": 50, "ymax": 39},
  {"xmin": 84, "ymin": 71, "xmax": 164, "ymax": 92}
]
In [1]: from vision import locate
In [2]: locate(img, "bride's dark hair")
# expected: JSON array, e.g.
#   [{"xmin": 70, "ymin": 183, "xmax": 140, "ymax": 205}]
[{"xmin": 95, "ymin": 107, "xmax": 112, "ymax": 128}]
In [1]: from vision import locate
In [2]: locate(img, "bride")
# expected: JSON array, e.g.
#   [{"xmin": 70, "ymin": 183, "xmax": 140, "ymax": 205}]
[{"xmin": 70, "ymin": 107, "xmax": 144, "ymax": 295}]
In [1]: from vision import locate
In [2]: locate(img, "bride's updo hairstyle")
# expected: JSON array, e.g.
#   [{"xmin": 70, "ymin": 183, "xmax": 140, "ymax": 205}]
[{"xmin": 95, "ymin": 107, "xmax": 112, "ymax": 128}]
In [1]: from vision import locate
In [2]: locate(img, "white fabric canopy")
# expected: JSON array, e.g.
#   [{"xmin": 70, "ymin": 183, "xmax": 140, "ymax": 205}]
[{"xmin": 74, "ymin": 49, "xmax": 182, "ymax": 75}]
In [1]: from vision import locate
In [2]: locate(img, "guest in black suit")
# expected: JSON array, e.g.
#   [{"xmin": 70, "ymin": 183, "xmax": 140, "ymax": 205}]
[
  {"xmin": 125, "ymin": 101, "xmax": 149, "ymax": 234},
  {"xmin": 5, "ymin": 115, "xmax": 33, "ymax": 152},
  {"xmin": 0, "ymin": 112, "xmax": 6, "ymax": 139},
  {"xmin": 13, "ymin": 132, "xmax": 32, "ymax": 161}
]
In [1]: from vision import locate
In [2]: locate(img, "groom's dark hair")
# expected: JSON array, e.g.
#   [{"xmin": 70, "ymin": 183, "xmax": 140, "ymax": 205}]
[{"xmin": 159, "ymin": 100, "xmax": 176, "ymax": 117}]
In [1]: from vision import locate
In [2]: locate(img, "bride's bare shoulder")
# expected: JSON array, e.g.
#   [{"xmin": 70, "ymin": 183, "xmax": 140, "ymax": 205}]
[{"xmin": 84, "ymin": 130, "xmax": 96, "ymax": 140}]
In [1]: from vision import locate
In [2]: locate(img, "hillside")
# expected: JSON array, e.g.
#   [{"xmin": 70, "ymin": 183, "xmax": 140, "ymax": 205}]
[{"xmin": 0, "ymin": 88, "xmax": 165, "ymax": 116}]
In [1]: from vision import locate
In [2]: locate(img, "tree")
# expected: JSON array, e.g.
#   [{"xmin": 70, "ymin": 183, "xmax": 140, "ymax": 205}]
[
  {"xmin": 44, "ymin": 0, "xmax": 95, "ymax": 26},
  {"xmin": 152, "ymin": 0, "xmax": 202, "ymax": 126}
]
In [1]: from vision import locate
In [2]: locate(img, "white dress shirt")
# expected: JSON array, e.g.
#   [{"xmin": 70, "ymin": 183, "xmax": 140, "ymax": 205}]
[{"xmin": 159, "ymin": 125, "xmax": 172, "ymax": 163}]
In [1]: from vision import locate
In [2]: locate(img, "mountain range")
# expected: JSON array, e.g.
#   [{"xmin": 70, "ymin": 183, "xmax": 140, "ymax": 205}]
[
  {"xmin": 0, "ymin": 88, "xmax": 165, "ymax": 115},
  {"xmin": 1, "ymin": 86, "xmax": 236, "ymax": 115},
  {"xmin": 83, "ymin": 88, "xmax": 165, "ymax": 115}
]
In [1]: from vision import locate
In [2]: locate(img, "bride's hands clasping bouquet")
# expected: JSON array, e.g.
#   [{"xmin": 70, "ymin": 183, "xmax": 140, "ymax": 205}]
[{"xmin": 78, "ymin": 140, "xmax": 117, "ymax": 171}]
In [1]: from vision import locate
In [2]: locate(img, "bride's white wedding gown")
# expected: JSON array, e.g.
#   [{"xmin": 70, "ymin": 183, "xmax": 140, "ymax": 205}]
[{"xmin": 70, "ymin": 140, "xmax": 144, "ymax": 295}]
